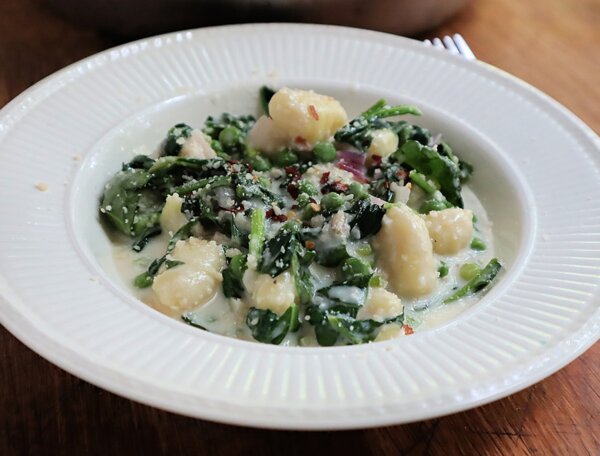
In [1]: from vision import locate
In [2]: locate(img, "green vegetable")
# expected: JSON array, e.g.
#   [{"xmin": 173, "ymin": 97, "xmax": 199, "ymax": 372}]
[
  {"xmin": 222, "ymin": 254, "xmax": 247, "ymax": 298},
  {"xmin": 316, "ymin": 243, "xmax": 349, "ymax": 267},
  {"xmin": 419, "ymin": 199, "xmax": 453, "ymax": 214},
  {"xmin": 218, "ymin": 126, "xmax": 242, "ymax": 149},
  {"xmin": 249, "ymin": 208, "xmax": 266, "ymax": 258},
  {"xmin": 348, "ymin": 182, "xmax": 369, "ymax": 200},
  {"xmin": 272, "ymin": 148, "xmax": 299, "ymax": 167},
  {"xmin": 320, "ymin": 192, "xmax": 345, "ymax": 211},
  {"xmin": 291, "ymin": 245, "xmax": 316, "ymax": 306},
  {"xmin": 341, "ymin": 257, "xmax": 372, "ymax": 279},
  {"xmin": 163, "ymin": 123, "xmax": 192, "ymax": 156},
  {"xmin": 460, "ymin": 262, "xmax": 481, "ymax": 281},
  {"xmin": 298, "ymin": 179, "xmax": 318, "ymax": 196},
  {"xmin": 203, "ymin": 113, "xmax": 255, "ymax": 141},
  {"xmin": 334, "ymin": 99, "xmax": 421, "ymax": 151},
  {"xmin": 181, "ymin": 313, "xmax": 207, "ymax": 331},
  {"xmin": 438, "ymin": 261, "xmax": 449, "ymax": 278},
  {"xmin": 312, "ymin": 142, "xmax": 337, "ymax": 163},
  {"xmin": 133, "ymin": 219, "xmax": 199, "ymax": 288},
  {"xmin": 259, "ymin": 222, "xmax": 299, "ymax": 277},
  {"xmin": 470, "ymin": 237, "xmax": 487, "ymax": 251},
  {"xmin": 259, "ymin": 86, "xmax": 276, "ymax": 116},
  {"xmin": 356, "ymin": 243, "xmax": 373, "ymax": 256},
  {"xmin": 326, "ymin": 313, "xmax": 403, "ymax": 345},
  {"xmin": 246, "ymin": 305, "xmax": 299, "ymax": 345},
  {"xmin": 100, "ymin": 167, "xmax": 162, "ymax": 238},
  {"xmin": 409, "ymin": 170, "xmax": 438, "ymax": 195},
  {"xmin": 437, "ymin": 142, "xmax": 473, "ymax": 182},
  {"xmin": 369, "ymin": 275, "xmax": 385, "ymax": 287},
  {"xmin": 401, "ymin": 140, "xmax": 464, "ymax": 208},
  {"xmin": 131, "ymin": 225, "xmax": 162, "ymax": 252},
  {"xmin": 348, "ymin": 199, "xmax": 386, "ymax": 238},
  {"xmin": 445, "ymin": 258, "xmax": 502, "ymax": 303}
]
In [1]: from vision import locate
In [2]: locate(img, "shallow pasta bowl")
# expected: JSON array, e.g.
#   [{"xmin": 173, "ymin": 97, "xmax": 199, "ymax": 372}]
[{"xmin": 0, "ymin": 24, "xmax": 599, "ymax": 430}]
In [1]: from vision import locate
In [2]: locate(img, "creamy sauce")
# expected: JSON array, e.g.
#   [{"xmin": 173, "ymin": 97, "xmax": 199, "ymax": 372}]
[{"xmin": 109, "ymin": 183, "xmax": 495, "ymax": 344}]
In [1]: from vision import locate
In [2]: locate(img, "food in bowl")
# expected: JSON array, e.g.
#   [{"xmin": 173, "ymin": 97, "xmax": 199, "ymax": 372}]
[{"xmin": 100, "ymin": 87, "xmax": 501, "ymax": 346}]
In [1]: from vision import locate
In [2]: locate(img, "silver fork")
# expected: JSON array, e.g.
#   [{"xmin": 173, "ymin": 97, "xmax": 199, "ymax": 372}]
[{"xmin": 423, "ymin": 34, "xmax": 476, "ymax": 60}]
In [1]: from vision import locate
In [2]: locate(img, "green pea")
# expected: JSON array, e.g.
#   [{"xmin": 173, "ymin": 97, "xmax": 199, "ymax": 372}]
[
  {"xmin": 419, "ymin": 199, "xmax": 452, "ymax": 214},
  {"xmin": 312, "ymin": 142, "xmax": 337, "ymax": 163},
  {"xmin": 248, "ymin": 154, "xmax": 271, "ymax": 171},
  {"xmin": 470, "ymin": 237, "xmax": 487, "ymax": 251},
  {"xmin": 320, "ymin": 192, "xmax": 345, "ymax": 211},
  {"xmin": 438, "ymin": 261, "xmax": 449, "ymax": 278},
  {"xmin": 349, "ymin": 182, "xmax": 369, "ymax": 200},
  {"xmin": 218, "ymin": 126, "xmax": 242, "ymax": 148},
  {"xmin": 460, "ymin": 263, "xmax": 481, "ymax": 281},
  {"xmin": 356, "ymin": 243, "xmax": 373, "ymax": 256},
  {"xmin": 297, "ymin": 193, "xmax": 311, "ymax": 208},
  {"xmin": 368, "ymin": 275, "xmax": 385, "ymax": 288},
  {"xmin": 342, "ymin": 257, "xmax": 373, "ymax": 278},
  {"xmin": 301, "ymin": 202, "xmax": 320, "ymax": 220},
  {"xmin": 272, "ymin": 148, "xmax": 299, "ymax": 167},
  {"xmin": 298, "ymin": 179, "xmax": 318, "ymax": 196}
]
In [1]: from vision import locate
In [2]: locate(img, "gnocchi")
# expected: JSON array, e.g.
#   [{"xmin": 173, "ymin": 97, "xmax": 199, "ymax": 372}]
[
  {"xmin": 373, "ymin": 205, "xmax": 438, "ymax": 297},
  {"xmin": 152, "ymin": 239, "xmax": 225, "ymax": 311},
  {"xmin": 424, "ymin": 208, "xmax": 474, "ymax": 255},
  {"xmin": 102, "ymin": 87, "xmax": 498, "ymax": 347}
]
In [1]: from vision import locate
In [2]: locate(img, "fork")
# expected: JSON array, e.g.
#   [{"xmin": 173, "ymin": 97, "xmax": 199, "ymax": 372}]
[{"xmin": 423, "ymin": 34, "xmax": 476, "ymax": 60}]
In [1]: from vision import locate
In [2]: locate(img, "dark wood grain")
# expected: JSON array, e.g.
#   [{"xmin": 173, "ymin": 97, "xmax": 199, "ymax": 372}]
[{"xmin": 1, "ymin": 0, "xmax": 599, "ymax": 454}]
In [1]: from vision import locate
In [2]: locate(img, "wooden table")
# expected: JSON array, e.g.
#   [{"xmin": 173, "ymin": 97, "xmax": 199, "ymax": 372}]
[{"xmin": 1, "ymin": 0, "xmax": 599, "ymax": 454}]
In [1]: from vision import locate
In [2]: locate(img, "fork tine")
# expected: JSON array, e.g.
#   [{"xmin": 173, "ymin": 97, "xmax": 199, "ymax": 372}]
[
  {"xmin": 442, "ymin": 35, "xmax": 460, "ymax": 55},
  {"xmin": 452, "ymin": 33, "xmax": 476, "ymax": 60},
  {"xmin": 432, "ymin": 37, "xmax": 444, "ymax": 50}
]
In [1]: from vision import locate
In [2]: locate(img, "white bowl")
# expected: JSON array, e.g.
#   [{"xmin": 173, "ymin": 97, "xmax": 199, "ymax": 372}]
[{"xmin": 1, "ymin": 24, "xmax": 599, "ymax": 430}]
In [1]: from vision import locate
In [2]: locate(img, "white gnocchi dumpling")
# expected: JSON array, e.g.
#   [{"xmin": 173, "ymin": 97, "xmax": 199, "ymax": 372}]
[
  {"xmin": 179, "ymin": 129, "xmax": 217, "ymax": 159},
  {"xmin": 270, "ymin": 88, "xmax": 348, "ymax": 146},
  {"xmin": 152, "ymin": 238, "xmax": 225, "ymax": 311},
  {"xmin": 243, "ymin": 269, "xmax": 296, "ymax": 315},
  {"xmin": 159, "ymin": 193, "xmax": 188, "ymax": 235},
  {"xmin": 303, "ymin": 163, "xmax": 355, "ymax": 189},
  {"xmin": 373, "ymin": 205, "xmax": 438, "ymax": 297},
  {"xmin": 367, "ymin": 129, "xmax": 399, "ymax": 163},
  {"xmin": 424, "ymin": 208, "xmax": 474, "ymax": 255},
  {"xmin": 374, "ymin": 323, "xmax": 403, "ymax": 341},
  {"xmin": 357, "ymin": 287, "xmax": 403, "ymax": 322},
  {"xmin": 246, "ymin": 115, "xmax": 291, "ymax": 155}
]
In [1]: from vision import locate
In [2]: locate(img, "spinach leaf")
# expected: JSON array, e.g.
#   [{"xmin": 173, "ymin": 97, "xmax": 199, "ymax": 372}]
[
  {"xmin": 347, "ymin": 199, "xmax": 386, "ymax": 238},
  {"xmin": 437, "ymin": 142, "xmax": 473, "ymax": 181},
  {"xmin": 444, "ymin": 258, "xmax": 502, "ymax": 303},
  {"xmin": 259, "ymin": 86, "xmax": 276, "ymax": 116},
  {"xmin": 291, "ymin": 243, "xmax": 316, "ymax": 306},
  {"xmin": 100, "ymin": 168, "xmax": 162, "ymax": 237},
  {"xmin": 334, "ymin": 100, "xmax": 421, "ymax": 151},
  {"xmin": 181, "ymin": 313, "xmax": 207, "ymax": 331},
  {"xmin": 326, "ymin": 313, "xmax": 404, "ymax": 345},
  {"xmin": 246, "ymin": 305, "xmax": 299, "ymax": 345},
  {"xmin": 259, "ymin": 222, "xmax": 299, "ymax": 277},
  {"xmin": 131, "ymin": 224, "xmax": 162, "ymax": 252},
  {"xmin": 126, "ymin": 154, "xmax": 156, "ymax": 170},
  {"xmin": 163, "ymin": 123, "xmax": 193, "ymax": 156},
  {"xmin": 401, "ymin": 140, "xmax": 464, "ymax": 208},
  {"xmin": 222, "ymin": 254, "xmax": 247, "ymax": 298}
]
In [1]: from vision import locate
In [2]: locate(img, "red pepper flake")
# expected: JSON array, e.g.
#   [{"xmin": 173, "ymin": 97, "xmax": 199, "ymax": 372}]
[
  {"xmin": 371, "ymin": 155, "xmax": 382, "ymax": 166},
  {"xmin": 287, "ymin": 183, "xmax": 299, "ymax": 199},
  {"xmin": 294, "ymin": 136, "xmax": 309, "ymax": 148},
  {"xmin": 308, "ymin": 104, "xmax": 319, "ymax": 121},
  {"xmin": 396, "ymin": 168, "xmax": 408, "ymax": 180},
  {"xmin": 285, "ymin": 165, "xmax": 302, "ymax": 182},
  {"xmin": 321, "ymin": 180, "xmax": 349, "ymax": 194},
  {"xmin": 403, "ymin": 324, "xmax": 414, "ymax": 335},
  {"xmin": 320, "ymin": 171, "xmax": 331, "ymax": 185},
  {"xmin": 265, "ymin": 208, "xmax": 288, "ymax": 222},
  {"xmin": 305, "ymin": 240, "xmax": 316, "ymax": 250}
]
